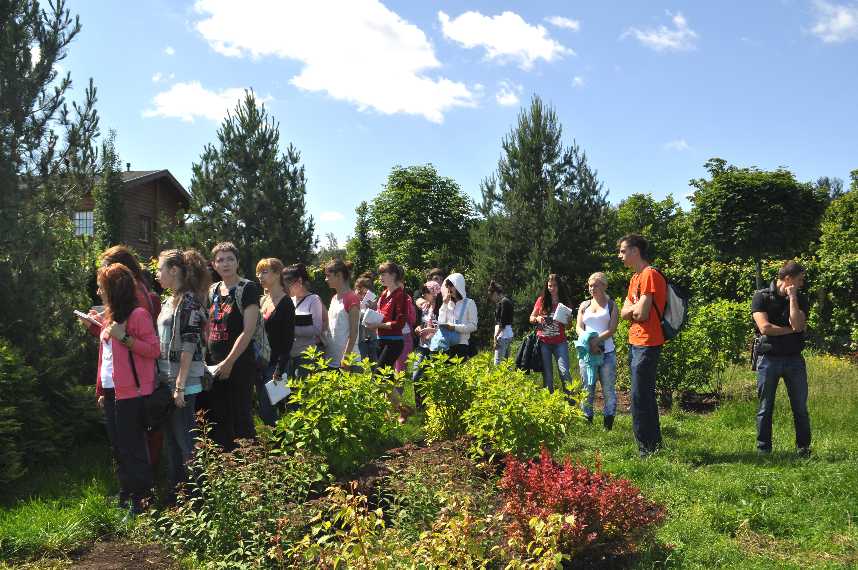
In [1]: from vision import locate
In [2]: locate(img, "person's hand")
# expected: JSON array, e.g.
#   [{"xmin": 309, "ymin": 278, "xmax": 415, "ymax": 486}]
[
  {"xmin": 105, "ymin": 321, "xmax": 126, "ymax": 340},
  {"xmin": 537, "ymin": 315, "xmax": 546, "ymax": 325},
  {"xmin": 173, "ymin": 388, "xmax": 186, "ymax": 408},
  {"xmin": 215, "ymin": 359, "xmax": 234, "ymax": 379},
  {"xmin": 785, "ymin": 284, "xmax": 798, "ymax": 298},
  {"xmin": 365, "ymin": 322, "xmax": 380, "ymax": 331},
  {"xmin": 97, "ymin": 395, "xmax": 105, "ymax": 409}
]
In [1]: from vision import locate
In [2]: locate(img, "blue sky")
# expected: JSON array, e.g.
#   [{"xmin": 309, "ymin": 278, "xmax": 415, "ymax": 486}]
[{"xmin": 63, "ymin": 0, "xmax": 858, "ymax": 245}]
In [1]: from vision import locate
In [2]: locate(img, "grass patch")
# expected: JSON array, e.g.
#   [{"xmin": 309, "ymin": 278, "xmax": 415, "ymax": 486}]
[
  {"xmin": 0, "ymin": 444, "xmax": 127, "ymax": 563},
  {"xmin": 560, "ymin": 353, "xmax": 858, "ymax": 569}
]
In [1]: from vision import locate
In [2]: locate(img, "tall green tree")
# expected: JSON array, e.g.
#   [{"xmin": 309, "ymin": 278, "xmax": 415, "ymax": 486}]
[
  {"xmin": 470, "ymin": 95, "xmax": 611, "ymax": 329},
  {"xmin": 690, "ymin": 158, "xmax": 828, "ymax": 288},
  {"xmin": 610, "ymin": 193, "xmax": 686, "ymax": 267},
  {"xmin": 0, "ymin": 0, "xmax": 103, "ymax": 482},
  {"xmin": 346, "ymin": 200, "xmax": 374, "ymax": 276},
  {"xmin": 368, "ymin": 164, "xmax": 473, "ymax": 272},
  {"xmin": 92, "ymin": 129, "xmax": 123, "ymax": 248},
  {"xmin": 180, "ymin": 91, "xmax": 316, "ymax": 274}
]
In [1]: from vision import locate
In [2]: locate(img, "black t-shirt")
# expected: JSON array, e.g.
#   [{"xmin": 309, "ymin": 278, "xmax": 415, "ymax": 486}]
[
  {"xmin": 207, "ymin": 280, "xmax": 262, "ymax": 366},
  {"xmin": 495, "ymin": 296, "xmax": 514, "ymax": 327},
  {"xmin": 264, "ymin": 295, "xmax": 295, "ymax": 375},
  {"xmin": 751, "ymin": 285, "xmax": 810, "ymax": 357}
]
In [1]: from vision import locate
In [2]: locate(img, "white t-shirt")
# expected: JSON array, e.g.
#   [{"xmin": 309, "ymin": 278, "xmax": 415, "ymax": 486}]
[
  {"xmin": 101, "ymin": 338, "xmax": 115, "ymax": 389},
  {"xmin": 327, "ymin": 291, "xmax": 361, "ymax": 367},
  {"xmin": 581, "ymin": 300, "xmax": 615, "ymax": 353}
]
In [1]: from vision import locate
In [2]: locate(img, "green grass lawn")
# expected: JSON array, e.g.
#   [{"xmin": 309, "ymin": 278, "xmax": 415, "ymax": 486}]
[
  {"xmin": 0, "ymin": 444, "xmax": 126, "ymax": 565},
  {"xmin": 558, "ymin": 354, "xmax": 858, "ymax": 569}
]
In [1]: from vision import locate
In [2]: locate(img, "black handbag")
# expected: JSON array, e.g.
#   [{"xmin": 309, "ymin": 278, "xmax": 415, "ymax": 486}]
[
  {"xmin": 515, "ymin": 332, "xmax": 544, "ymax": 373},
  {"xmin": 129, "ymin": 348, "xmax": 174, "ymax": 430}
]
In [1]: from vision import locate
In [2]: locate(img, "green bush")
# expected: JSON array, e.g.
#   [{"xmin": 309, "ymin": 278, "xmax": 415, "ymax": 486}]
[
  {"xmin": 807, "ymin": 253, "xmax": 858, "ymax": 352},
  {"xmin": 463, "ymin": 360, "xmax": 582, "ymax": 458},
  {"xmin": 615, "ymin": 300, "xmax": 751, "ymax": 396},
  {"xmin": 275, "ymin": 347, "xmax": 398, "ymax": 474},
  {"xmin": 148, "ymin": 416, "xmax": 328, "ymax": 567},
  {"xmin": 418, "ymin": 353, "xmax": 481, "ymax": 442}
]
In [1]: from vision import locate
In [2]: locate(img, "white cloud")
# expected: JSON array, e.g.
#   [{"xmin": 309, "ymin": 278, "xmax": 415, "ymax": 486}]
[
  {"xmin": 319, "ymin": 211, "xmax": 345, "ymax": 222},
  {"xmin": 152, "ymin": 72, "xmax": 163, "ymax": 83},
  {"xmin": 572, "ymin": 76, "xmax": 584, "ymax": 87},
  {"xmin": 193, "ymin": 0, "xmax": 475, "ymax": 124},
  {"xmin": 143, "ymin": 81, "xmax": 252, "ymax": 122},
  {"xmin": 31, "ymin": 45, "xmax": 41, "ymax": 66},
  {"xmin": 623, "ymin": 11, "xmax": 698, "ymax": 52},
  {"xmin": 810, "ymin": 1, "xmax": 858, "ymax": 43},
  {"xmin": 664, "ymin": 139, "xmax": 690, "ymax": 151},
  {"xmin": 164, "ymin": 46, "xmax": 176, "ymax": 56},
  {"xmin": 546, "ymin": 16, "xmax": 580, "ymax": 32},
  {"xmin": 438, "ymin": 10, "xmax": 572, "ymax": 70},
  {"xmin": 495, "ymin": 81, "xmax": 522, "ymax": 106}
]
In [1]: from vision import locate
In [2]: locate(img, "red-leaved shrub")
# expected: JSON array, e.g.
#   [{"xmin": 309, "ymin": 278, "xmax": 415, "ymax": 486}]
[{"xmin": 499, "ymin": 447, "xmax": 666, "ymax": 558}]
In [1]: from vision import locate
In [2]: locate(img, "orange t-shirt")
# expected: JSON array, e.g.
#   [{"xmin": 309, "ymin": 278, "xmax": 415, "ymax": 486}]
[{"xmin": 627, "ymin": 267, "xmax": 667, "ymax": 347}]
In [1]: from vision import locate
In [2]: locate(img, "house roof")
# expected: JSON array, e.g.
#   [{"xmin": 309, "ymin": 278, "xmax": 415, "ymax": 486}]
[{"xmin": 121, "ymin": 170, "xmax": 191, "ymax": 203}]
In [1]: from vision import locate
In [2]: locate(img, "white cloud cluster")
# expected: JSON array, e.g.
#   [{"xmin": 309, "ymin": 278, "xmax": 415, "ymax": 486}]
[
  {"xmin": 151, "ymin": 72, "xmax": 175, "ymax": 83},
  {"xmin": 438, "ymin": 10, "xmax": 572, "ymax": 69},
  {"xmin": 572, "ymin": 76, "xmax": 584, "ymax": 87},
  {"xmin": 810, "ymin": 1, "xmax": 858, "ymax": 43},
  {"xmin": 164, "ymin": 46, "xmax": 176, "ymax": 56},
  {"xmin": 546, "ymin": 16, "xmax": 580, "ymax": 32},
  {"xmin": 143, "ymin": 81, "xmax": 250, "ymax": 122},
  {"xmin": 495, "ymin": 81, "xmax": 522, "ymax": 106},
  {"xmin": 623, "ymin": 11, "xmax": 698, "ymax": 52},
  {"xmin": 192, "ymin": 0, "xmax": 475, "ymax": 123},
  {"xmin": 664, "ymin": 139, "xmax": 690, "ymax": 151}
]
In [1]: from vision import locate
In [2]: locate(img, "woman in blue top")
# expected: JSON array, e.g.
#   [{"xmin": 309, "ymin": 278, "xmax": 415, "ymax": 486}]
[{"xmin": 156, "ymin": 248, "xmax": 211, "ymax": 502}]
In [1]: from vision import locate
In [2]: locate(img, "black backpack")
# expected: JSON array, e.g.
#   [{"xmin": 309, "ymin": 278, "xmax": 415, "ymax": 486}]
[{"xmin": 515, "ymin": 332, "xmax": 544, "ymax": 373}]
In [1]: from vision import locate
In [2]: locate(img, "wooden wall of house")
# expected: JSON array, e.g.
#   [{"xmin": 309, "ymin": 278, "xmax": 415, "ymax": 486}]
[{"xmin": 119, "ymin": 180, "xmax": 188, "ymax": 259}]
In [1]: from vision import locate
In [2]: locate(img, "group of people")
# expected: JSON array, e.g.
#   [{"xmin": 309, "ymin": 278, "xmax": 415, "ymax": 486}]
[{"xmin": 78, "ymin": 232, "xmax": 814, "ymax": 515}]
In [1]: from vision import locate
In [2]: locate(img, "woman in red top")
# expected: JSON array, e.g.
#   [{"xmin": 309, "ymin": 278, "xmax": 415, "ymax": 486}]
[
  {"xmin": 94, "ymin": 264, "xmax": 160, "ymax": 515},
  {"xmin": 365, "ymin": 261, "xmax": 411, "ymax": 422},
  {"xmin": 529, "ymin": 273, "xmax": 573, "ymax": 394}
]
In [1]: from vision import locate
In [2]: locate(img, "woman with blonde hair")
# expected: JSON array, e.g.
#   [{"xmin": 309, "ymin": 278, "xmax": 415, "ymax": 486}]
[
  {"xmin": 155, "ymin": 249, "xmax": 211, "ymax": 503},
  {"xmin": 575, "ymin": 272, "xmax": 619, "ymax": 430}
]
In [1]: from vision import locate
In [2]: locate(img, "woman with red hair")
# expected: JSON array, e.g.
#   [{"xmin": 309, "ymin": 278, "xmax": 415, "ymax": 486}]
[{"xmin": 94, "ymin": 263, "xmax": 160, "ymax": 516}]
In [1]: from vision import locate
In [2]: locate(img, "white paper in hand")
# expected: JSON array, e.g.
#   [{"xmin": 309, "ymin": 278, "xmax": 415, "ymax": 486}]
[
  {"xmin": 265, "ymin": 377, "xmax": 291, "ymax": 405},
  {"xmin": 205, "ymin": 364, "xmax": 220, "ymax": 378},
  {"xmin": 362, "ymin": 308, "xmax": 383, "ymax": 326},
  {"xmin": 553, "ymin": 303, "xmax": 573, "ymax": 325}
]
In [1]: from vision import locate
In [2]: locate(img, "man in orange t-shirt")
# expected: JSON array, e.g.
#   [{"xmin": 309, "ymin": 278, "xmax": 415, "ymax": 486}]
[{"xmin": 618, "ymin": 234, "xmax": 667, "ymax": 457}]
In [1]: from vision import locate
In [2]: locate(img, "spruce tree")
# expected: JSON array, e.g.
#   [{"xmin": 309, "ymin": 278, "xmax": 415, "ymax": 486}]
[
  {"xmin": 92, "ymin": 129, "xmax": 123, "ymax": 248},
  {"xmin": 346, "ymin": 200, "xmax": 374, "ymax": 275},
  {"xmin": 185, "ymin": 91, "xmax": 316, "ymax": 274}
]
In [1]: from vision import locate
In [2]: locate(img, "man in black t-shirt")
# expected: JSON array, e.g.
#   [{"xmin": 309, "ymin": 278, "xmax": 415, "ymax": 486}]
[{"xmin": 751, "ymin": 261, "xmax": 811, "ymax": 457}]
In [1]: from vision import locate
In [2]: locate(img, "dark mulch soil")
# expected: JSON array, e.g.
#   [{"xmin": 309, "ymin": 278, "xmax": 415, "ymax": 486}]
[{"xmin": 70, "ymin": 541, "xmax": 177, "ymax": 569}]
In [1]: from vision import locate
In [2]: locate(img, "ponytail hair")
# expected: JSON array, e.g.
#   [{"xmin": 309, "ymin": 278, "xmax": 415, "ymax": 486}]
[
  {"xmin": 325, "ymin": 259, "xmax": 354, "ymax": 282},
  {"xmin": 159, "ymin": 248, "xmax": 212, "ymax": 305}
]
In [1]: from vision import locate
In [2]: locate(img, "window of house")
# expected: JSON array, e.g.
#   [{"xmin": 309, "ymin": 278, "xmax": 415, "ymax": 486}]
[
  {"xmin": 74, "ymin": 211, "xmax": 94, "ymax": 237},
  {"xmin": 139, "ymin": 215, "xmax": 152, "ymax": 243}
]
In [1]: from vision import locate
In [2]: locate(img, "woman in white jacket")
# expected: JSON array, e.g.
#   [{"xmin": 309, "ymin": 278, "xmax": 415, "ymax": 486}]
[{"xmin": 434, "ymin": 272, "xmax": 478, "ymax": 360}]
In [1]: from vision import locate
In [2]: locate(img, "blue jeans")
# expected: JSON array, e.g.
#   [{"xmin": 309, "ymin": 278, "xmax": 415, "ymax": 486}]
[
  {"xmin": 756, "ymin": 354, "xmax": 811, "ymax": 451},
  {"xmin": 164, "ymin": 392, "xmax": 197, "ymax": 501},
  {"xmin": 629, "ymin": 345, "xmax": 662, "ymax": 453},
  {"xmin": 359, "ymin": 338, "xmax": 379, "ymax": 363},
  {"xmin": 579, "ymin": 351, "xmax": 617, "ymax": 418},
  {"xmin": 411, "ymin": 347, "xmax": 431, "ymax": 409},
  {"xmin": 494, "ymin": 337, "xmax": 513, "ymax": 365},
  {"xmin": 540, "ymin": 341, "xmax": 571, "ymax": 394}
]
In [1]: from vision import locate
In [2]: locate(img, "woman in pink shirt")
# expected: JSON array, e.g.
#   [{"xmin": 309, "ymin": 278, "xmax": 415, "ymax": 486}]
[{"xmin": 94, "ymin": 263, "xmax": 160, "ymax": 515}]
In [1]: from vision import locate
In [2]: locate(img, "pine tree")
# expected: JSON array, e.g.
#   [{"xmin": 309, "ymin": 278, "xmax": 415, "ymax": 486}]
[
  {"xmin": 183, "ymin": 90, "xmax": 316, "ymax": 274},
  {"xmin": 346, "ymin": 200, "xmax": 375, "ymax": 276},
  {"xmin": 470, "ymin": 95, "xmax": 611, "ymax": 331},
  {"xmin": 92, "ymin": 129, "xmax": 123, "ymax": 248}
]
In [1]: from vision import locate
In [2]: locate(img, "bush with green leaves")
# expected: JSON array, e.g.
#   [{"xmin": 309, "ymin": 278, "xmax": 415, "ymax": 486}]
[
  {"xmin": 147, "ymin": 415, "xmax": 327, "ymax": 568},
  {"xmin": 462, "ymin": 360, "xmax": 582, "ymax": 458},
  {"xmin": 275, "ymin": 348, "xmax": 398, "ymax": 474},
  {"xmin": 417, "ymin": 353, "xmax": 482, "ymax": 442},
  {"xmin": 615, "ymin": 300, "xmax": 751, "ymax": 396}
]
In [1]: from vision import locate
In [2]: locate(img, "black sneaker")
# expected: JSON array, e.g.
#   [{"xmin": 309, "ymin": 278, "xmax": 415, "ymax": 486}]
[
  {"xmin": 757, "ymin": 447, "xmax": 772, "ymax": 456},
  {"xmin": 797, "ymin": 447, "xmax": 811, "ymax": 458}
]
